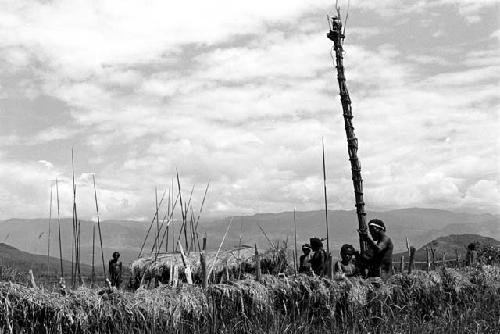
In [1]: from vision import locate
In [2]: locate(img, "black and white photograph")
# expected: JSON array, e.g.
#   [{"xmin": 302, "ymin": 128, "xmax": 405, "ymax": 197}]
[{"xmin": 0, "ymin": 0, "xmax": 498, "ymax": 333}]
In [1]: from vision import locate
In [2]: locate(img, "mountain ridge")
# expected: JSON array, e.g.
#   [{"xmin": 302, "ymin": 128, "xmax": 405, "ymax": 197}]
[{"xmin": 1, "ymin": 208, "xmax": 498, "ymax": 266}]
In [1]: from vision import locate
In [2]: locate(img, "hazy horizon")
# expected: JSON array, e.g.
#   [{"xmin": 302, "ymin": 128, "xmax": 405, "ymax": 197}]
[{"xmin": 1, "ymin": 206, "xmax": 498, "ymax": 223}]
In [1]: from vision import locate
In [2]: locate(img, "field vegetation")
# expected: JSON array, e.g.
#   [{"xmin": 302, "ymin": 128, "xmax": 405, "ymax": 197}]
[{"xmin": 0, "ymin": 264, "xmax": 499, "ymax": 333}]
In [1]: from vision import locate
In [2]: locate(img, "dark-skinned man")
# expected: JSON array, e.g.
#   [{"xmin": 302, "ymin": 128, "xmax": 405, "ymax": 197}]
[
  {"xmin": 361, "ymin": 219, "xmax": 393, "ymax": 280},
  {"xmin": 309, "ymin": 237, "xmax": 327, "ymax": 276},
  {"xmin": 109, "ymin": 251, "xmax": 123, "ymax": 289}
]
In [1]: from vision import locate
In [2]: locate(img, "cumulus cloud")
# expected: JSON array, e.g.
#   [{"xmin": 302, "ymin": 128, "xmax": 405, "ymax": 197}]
[{"xmin": 0, "ymin": 0, "xmax": 498, "ymax": 220}]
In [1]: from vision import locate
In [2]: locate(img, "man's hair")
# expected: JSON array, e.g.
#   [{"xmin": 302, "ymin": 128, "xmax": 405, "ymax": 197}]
[
  {"xmin": 309, "ymin": 238, "xmax": 323, "ymax": 249},
  {"xmin": 112, "ymin": 251, "xmax": 120, "ymax": 259},
  {"xmin": 368, "ymin": 219, "xmax": 386, "ymax": 231},
  {"xmin": 341, "ymin": 244, "xmax": 356, "ymax": 255}
]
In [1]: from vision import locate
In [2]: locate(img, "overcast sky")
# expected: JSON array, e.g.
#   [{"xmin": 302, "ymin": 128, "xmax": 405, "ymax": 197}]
[{"xmin": 0, "ymin": 0, "xmax": 498, "ymax": 220}]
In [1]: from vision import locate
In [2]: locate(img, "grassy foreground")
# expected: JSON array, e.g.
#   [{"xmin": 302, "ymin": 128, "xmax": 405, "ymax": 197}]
[{"xmin": 0, "ymin": 266, "xmax": 499, "ymax": 333}]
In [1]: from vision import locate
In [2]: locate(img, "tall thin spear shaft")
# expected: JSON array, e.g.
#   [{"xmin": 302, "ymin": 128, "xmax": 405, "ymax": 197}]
[
  {"xmin": 92, "ymin": 174, "xmax": 107, "ymax": 280},
  {"xmin": 165, "ymin": 188, "xmax": 171, "ymax": 253},
  {"xmin": 91, "ymin": 223, "xmax": 96, "ymax": 286},
  {"xmin": 327, "ymin": 15, "xmax": 368, "ymax": 253},
  {"xmin": 47, "ymin": 183, "xmax": 53, "ymax": 278},
  {"xmin": 157, "ymin": 191, "xmax": 180, "ymax": 253},
  {"xmin": 194, "ymin": 182, "xmax": 210, "ymax": 251},
  {"xmin": 175, "ymin": 173, "xmax": 189, "ymax": 252},
  {"xmin": 56, "ymin": 178, "xmax": 63, "ymax": 277},
  {"xmin": 322, "ymin": 139, "xmax": 330, "ymax": 254},
  {"xmin": 71, "ymin": 148, "xmax": 78, "ymax": 286},
  {"xmin": 294, "ymin": 208, "xmax": 298, "ymax": 273},
  {"xmin": 137, "ymin": 188, "xmax": 167, "ymax": 258},
  {"xmin": 154, "ymin": 187, "xmax": 160, "ymax": 261}
]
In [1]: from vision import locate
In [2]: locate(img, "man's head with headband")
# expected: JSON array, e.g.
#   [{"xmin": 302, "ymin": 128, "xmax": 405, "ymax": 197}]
[{"xmin": 368, "ymin": 219, "xmax": 386, "ymax": 241}]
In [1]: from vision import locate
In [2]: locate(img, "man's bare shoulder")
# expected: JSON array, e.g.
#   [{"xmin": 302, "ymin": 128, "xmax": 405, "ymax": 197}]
[{"xmin": 379, "ymin": 235, "xmax": 393, "ymax": 248}]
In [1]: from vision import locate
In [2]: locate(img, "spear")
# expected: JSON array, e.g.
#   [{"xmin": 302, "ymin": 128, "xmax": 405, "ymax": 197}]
[
  {"xmin": 47, "ymin": 183, "xmax": 53, "ymax": 278},
  {"xmin": 322, "ymin": 138, "xmax": 330, "ymax": 254},
  {"xmin": 71, "ymin": 148, "xmax": 81, "ymax": 286},
  {"xmin": 56, "ymin": 178, "xmax": 63, "ymax": 277},
  {"xmin": 91, "ymin": 219, "xmax": 95, "ymax": 286},
  {"xmin": 137, "ymin": 188, "xmax": 167, "ymax": 258},
  {"xmin": 294, "ymin": 208, "xmax": 298, "ymax": 273},
  {"xmin": 154, "ymin": 187, "xmax": 160, "ymax": 261},
  {"xmin": 92, "ymin": 174, "xmax": 107, "ymax": 280}
]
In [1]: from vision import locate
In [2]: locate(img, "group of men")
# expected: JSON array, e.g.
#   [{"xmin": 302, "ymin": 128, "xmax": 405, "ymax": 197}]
[
  {"xmin": 108, "ymin": 218, "xmax": 393, "ymax": 289},
  {"xmin": 299, "ymin": 219, "xmax": 394, "ymax": 280}
]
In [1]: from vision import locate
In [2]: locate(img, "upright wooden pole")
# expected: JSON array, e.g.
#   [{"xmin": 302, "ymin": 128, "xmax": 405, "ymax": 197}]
[
  {"xmin": 293, "ymin": 208, "xmax": 298, "ymax": 273},
  {"xmin": 91, "ymin": 223, "xmax": 96, "ymax": 286},
  {"xmin": 327, "ymin": 15, "xmax": 368, "ymax": 253},
  {"xmin": 178, "ymin": 242, "xmax": 192, "ymax": 284},
  {"xmin": 154, "ymin": 187, "xmax": 160, "ymax": 261},
  {"xmin": 408, "ymin": 246, "xmax": 416, "ymax": 274},
  {"xmin": 255, "ymin": 244, "xmax": 261, "ymax": 282},
  {"xmin": 166, "ymin": 188, "xmax": 171, "ymax": 253},
  {"xmin": 200, "ymin": 252, "xmax": 208, "ymax": 289},
  {"xmin": 56, "ymin": 179, "xmax": 63, "ymax": 277},
  {"xmin": 321, "ymin": 139, "xmax": 330, "ymax": 255},
  {"xmin": 400, "ymin": 255, "xmax": 405, "ymax": 273},
  {"xmin": 47, "ymin": 184, "xmax": 53, "ymax": 278},
  {"xmin": 71, "ymin": 148, "xmax": 81, "ymax": 286},
  {"xmin": 442, "ymin": 252, "xmax": 446, "ymax": 268},
  {"xmin": 92, "ymin": 175, "xmax": 107, "ymax": 280},
  {"xmin": 426, "ymin": 247, "xmax": 430, "ymax": 272}
]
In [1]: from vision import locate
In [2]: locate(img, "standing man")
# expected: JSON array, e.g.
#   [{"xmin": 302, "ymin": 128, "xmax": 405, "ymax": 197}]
[
  {"xmin": 361, "ymin": 219, "xmax": 393, "ymax": 280},
  {"xmin": 109, "ymin": 251, "xmax": 123, "ymax": 289}
]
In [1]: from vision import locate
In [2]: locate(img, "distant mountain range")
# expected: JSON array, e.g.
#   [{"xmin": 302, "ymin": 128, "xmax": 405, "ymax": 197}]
[
  {"xmin": 0, "ymin": 242, "xmax": 92, "ymax": 280},
  {"xmin": 0, "ymin": 208, "xmax": 498, "ymax": 267},
  {"xmin": 394, "ymin": 234, "xmax": 500, "ymax": 262}
]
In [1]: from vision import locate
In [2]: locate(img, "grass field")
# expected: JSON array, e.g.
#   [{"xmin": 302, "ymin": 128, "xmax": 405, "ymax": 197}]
[{"xmin": 0, "ymin": 265, "xmax": 499, "ymax": 333}]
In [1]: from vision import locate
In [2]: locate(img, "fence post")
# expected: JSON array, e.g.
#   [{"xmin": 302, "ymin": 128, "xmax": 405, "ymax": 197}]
[
  {"xmin": 200, "ymin": 252, "xmax": 207, "ymax": 289},
  {"xmin": 455, "ymin": 249, "xmax": 460, "ymax": 268},
  {"xmin": 255, "ymin": 244, "xmax": 261, "ymax": 282},
  {"xmin": 171, "ymin": 265, "xmax": 179, "ymax": 287},
  {"xmin": 408, "ymin": 246, "xmax": 416, "ymax": 274},
  {"xmin": 178, "ymin": 242, "xmax": 192, "ymax": 284},
  {"xmin": 400, "ymin": 255, "xmax": 405, "ymax": 273},
  {"xmin": 224, "ymin": 259, "xmax": 230, "ymax": 282},
  {"xmin": 28, "ymin": 270, "xmax": 38, "ymax": 289},
  {"xmin": 426, "ymin": 247, "xmax": 430, "ymax": 272},
  {"xmin": 442, "ymin": 252, "xmax": 446, "ymax": 268},
  {"xmin": 430, "ymin": 248, "xmax": 436, "ymax": 270}
]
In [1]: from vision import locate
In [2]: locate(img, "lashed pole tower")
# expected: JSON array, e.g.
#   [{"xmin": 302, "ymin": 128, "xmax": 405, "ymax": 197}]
[{"xmin": 327, "ymin": 14, "xmax": 369, "ymax": 253}]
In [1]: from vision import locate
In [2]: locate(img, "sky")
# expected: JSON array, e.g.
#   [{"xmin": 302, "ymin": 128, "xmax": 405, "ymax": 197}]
[{"xmin": 0, "ymin": 0, "xmax": 498, "ymax": 221}]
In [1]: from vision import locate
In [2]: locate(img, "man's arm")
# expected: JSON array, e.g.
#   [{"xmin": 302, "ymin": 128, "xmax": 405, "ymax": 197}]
[{"xmin": 362, "ymin": 234, "xmax": 390, "ymax": 254}]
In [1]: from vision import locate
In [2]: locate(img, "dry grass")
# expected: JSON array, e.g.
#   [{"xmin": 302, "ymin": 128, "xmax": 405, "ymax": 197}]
[
  {"xmin": 131, "ymin": 246, "xmax": 292, "ymax": 286},
  {"xmin": 0, "ymin": 265, "xmax": 499, "ymax": 333}
]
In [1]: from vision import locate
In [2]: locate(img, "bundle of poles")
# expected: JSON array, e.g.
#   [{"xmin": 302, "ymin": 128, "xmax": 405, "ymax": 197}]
[
  {"xmin": 46, "ymin": 149, "xmax": 106, "ymax": 288},
  {"xmin": 137, "ymin": 172, "xmax": 210, "ymax": 260}
]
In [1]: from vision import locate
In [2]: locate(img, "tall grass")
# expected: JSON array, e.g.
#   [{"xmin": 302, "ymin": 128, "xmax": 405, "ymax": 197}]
[{"xmin": 1, "ymin": 265, "xmax": 499, "ymax": 333}]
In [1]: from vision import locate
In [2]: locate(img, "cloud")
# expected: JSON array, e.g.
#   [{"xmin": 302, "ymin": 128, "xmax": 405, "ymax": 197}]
[
  {"xmin": 38, "ymin": 160, "xmax": 54, "ymax": 169},
  {"xmin": 0, "ymin": 0, "xmax": 498, "ymax": 220}
]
